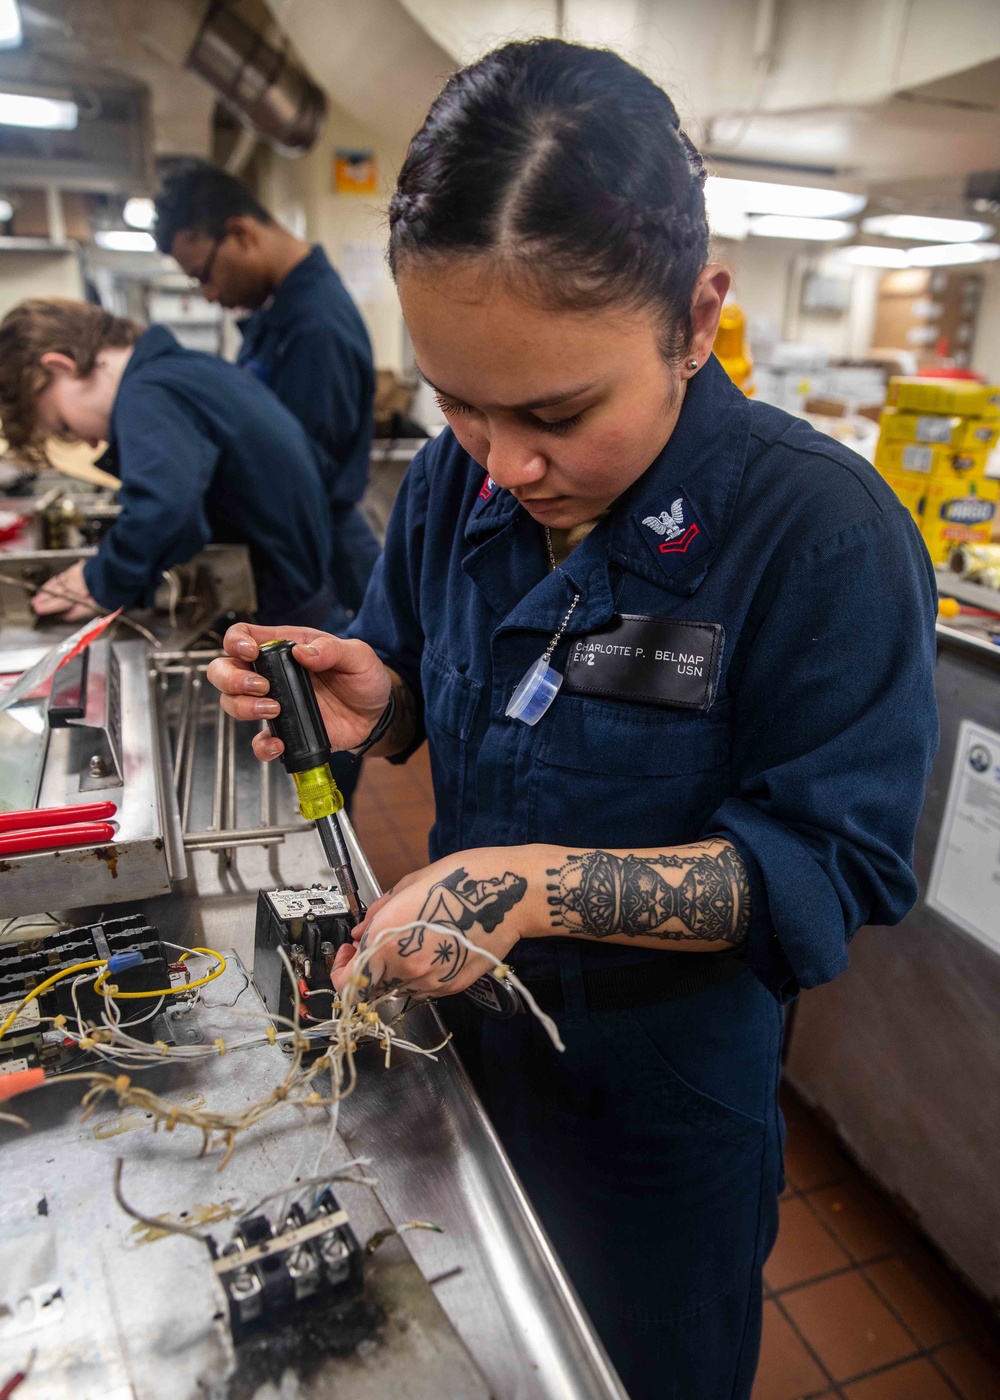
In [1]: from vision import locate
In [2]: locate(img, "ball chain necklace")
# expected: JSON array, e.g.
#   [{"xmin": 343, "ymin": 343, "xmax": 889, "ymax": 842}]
[{"xmin": 505, "ymin": 524, "xmax": 581, "ymax": 726}]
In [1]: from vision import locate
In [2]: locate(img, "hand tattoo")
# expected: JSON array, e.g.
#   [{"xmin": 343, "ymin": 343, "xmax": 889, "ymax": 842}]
[
  {"xmin": 397, "ymin": 866, "xmax": 527, "ymax": 984},
  {"xmin": 546, "ymin": 845, "xmax": 750, "ymax": 945}
]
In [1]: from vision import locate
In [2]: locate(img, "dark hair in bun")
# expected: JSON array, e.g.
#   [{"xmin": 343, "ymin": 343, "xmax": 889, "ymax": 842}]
[{"xmin": 389, "ymin": 38, "xmax": 709, "ymax": 362}]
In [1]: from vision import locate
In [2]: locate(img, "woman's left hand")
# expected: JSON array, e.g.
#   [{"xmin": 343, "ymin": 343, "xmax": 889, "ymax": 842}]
[
  {"xmin": 331, "ymin": 846, "xmax": 538, "ymax": 1000},
  {"xmin": 31, "ymin": 560, "xmax": 100, "ymax": 621}
]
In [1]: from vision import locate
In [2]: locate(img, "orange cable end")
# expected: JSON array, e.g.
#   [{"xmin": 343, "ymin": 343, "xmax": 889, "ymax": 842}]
[{"xmin": 0, "ymin": 1067, "xmax": 46, "ymax": 1102}]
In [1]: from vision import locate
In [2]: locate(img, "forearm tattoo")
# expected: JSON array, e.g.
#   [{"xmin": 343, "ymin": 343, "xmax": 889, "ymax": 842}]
[
  {"xmin": 546, "ymin": 845, "xmax": 750, "ymax": 945},
  {"xmin": 362, "ymin": 866, "xmax": 527, "ymax": 996}
]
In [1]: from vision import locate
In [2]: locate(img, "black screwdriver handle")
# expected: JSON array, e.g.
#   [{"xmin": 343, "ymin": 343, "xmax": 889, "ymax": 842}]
[{"xmin": 252, "ymin": 640, "xmax": 331, "ymax": 775}]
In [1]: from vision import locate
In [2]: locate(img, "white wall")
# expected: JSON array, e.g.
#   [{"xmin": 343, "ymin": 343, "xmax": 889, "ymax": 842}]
[
  {"xmin": 0, "ymin": 251, "xmax": 85, "ymax": 322},
  {"xmin": 718, "ymin": 238, "xmax": 882, "ymax": 363},
  {"xmin": 972, "ymin": 262, "xmax": 1000, "ymax": 384},
  {"xmin": 716, "ymin": 237, "xmax": 792, "ymax": 339},
  {"xmin": 258, "ymin": 107, "xmax": 409, "ymax": 373}
]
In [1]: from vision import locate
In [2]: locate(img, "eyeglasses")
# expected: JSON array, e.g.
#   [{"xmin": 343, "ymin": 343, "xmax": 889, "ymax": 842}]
[{"xmin": 189, "ymin": 233, "xmax": 224, "ymax": 290}]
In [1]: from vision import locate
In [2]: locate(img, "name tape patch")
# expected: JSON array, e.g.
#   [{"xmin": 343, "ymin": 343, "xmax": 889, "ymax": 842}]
[{"xmin": 562, "ymin": 614, "xmax": 724, "ymax": 711}]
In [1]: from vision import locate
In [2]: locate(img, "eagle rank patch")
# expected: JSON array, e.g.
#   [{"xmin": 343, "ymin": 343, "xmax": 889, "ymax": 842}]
[{"xmin": 633, "ymin": 491, "xmax": 711, "ymax": 578}]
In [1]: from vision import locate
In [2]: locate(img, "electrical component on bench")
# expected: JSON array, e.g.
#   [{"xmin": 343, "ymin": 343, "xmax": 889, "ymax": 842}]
[
  {"xmin": 214, "ymin": 1188, "xmax": 365, "ymax": 1342},
  {"xmin": 253, "ymin": 886, "xmax": 355, "ymax": 1025},
  {"xmin": 0, "ymin": 914, "xmax": 170, "ymax": 1069}
]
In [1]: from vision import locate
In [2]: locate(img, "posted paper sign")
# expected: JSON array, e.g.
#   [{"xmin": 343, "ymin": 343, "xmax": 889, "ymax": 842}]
[{"xmin": 927, "ymin": 720, "xmax": 1000, "ymax": 954}]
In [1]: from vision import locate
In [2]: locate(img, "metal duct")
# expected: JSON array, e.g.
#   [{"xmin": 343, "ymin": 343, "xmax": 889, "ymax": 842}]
[{"xmin": 186, "ymin": 2, "xmax": 326, "ymax": 155}]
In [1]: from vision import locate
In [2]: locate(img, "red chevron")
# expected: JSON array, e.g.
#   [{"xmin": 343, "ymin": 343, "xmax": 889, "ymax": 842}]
[{"xmin": 658, "ymin": 523, "xmax": 700, "ymax": 554}]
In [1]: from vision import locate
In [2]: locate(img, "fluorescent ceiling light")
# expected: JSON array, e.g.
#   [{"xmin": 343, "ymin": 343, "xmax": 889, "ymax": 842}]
[
  {"xmin": 123, "ymin": 197, "xmax": 155, "ymax": 230},
  {"xmin": 749, "ymin": 214, "xmax": 855, "ymax": 241},
  {"xmin": 95, "ymin": 230, "xmax": 156, "ymax": 252},
  {"xmin": 838, "ymin": 245, "xmax": 910, "ymax": 268},
  {"xmin": 906, "ymin": 242, "xmax": 1000, "ymax": 267},
  {"xmin": 705, "ymin": 176, "xmax": 866, "ymax": 220},
  {"xmin": 0, "ymin": 91, "xmax": 77, "ymax": 129},
  {"xmin": 0, "ymin": 0, "xmax": 22, "ymax": 49},
  {"xmin": 861, "ymin": 214, "xmax": 993, "ymax": 243},
  {"xmin": 708, "ymin": 207, "xmax": 750, "ymax": 241}
]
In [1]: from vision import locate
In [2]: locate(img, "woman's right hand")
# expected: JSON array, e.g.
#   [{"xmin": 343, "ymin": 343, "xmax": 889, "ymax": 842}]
[{"xmin": 206, "ymin": 623, "xmax": 392, "ymax": 762}]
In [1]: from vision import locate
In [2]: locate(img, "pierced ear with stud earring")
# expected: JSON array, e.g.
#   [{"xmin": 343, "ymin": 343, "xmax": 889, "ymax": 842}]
[{"xmin": 687, "ymin": 358, "xmax": 699, "ymax": 371}]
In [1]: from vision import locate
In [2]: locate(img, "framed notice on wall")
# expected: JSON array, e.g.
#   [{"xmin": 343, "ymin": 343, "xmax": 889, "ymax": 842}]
[
  {"xmin": 334, "ymin": 149, "xmax": 377, "ymax": 195},
  {"xmin": 926, "ymin": 719, "xmax": 1000, "ymax": 954}
]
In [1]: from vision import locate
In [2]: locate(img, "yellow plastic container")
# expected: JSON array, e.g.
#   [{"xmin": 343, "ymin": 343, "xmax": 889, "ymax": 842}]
[
  {"xmin": 877, "ymin": 409, "xmax": 999, "ymax": 452},
  {"xmin": 874, "ymin": 439, "xmax": 990, "ymax": 482},
  {"xmin": 885, "ymin": 377, "xmax": 1000, "ymax": 419},
  {"xmin": 713, "ymin": 303, "xmax": 754, "ymax": 395},
  {"xmin": 919, "ymin": 478, "xmax": 999, "ymax": 565}
]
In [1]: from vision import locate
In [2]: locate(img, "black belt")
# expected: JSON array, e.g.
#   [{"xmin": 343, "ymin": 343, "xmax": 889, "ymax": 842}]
[{"xmin": 518, "ymin": 950, "xmax": 747, "ymax": 1014}]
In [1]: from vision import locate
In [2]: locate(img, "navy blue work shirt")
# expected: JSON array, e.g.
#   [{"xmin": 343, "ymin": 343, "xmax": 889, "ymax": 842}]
[
  {"xmin": 237, "ymin": 245, "xmax": 375, "ymax": 508},
  {"xmin": 83, "ymin": 325, "xmax": 333, "ymax": 623},
  {"xmin": 350, "ymin": 356, "xmax": 939, "ymax": 1001}
]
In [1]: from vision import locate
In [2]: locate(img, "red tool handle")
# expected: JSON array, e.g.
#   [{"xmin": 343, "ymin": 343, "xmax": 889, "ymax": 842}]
[
  {"xmin": 0, "ymin": 822, "xmax": 116, "ymax": 856},
  {"xmin": 0, "ymin": 801, "xmax": 117, "ymax": 834}
]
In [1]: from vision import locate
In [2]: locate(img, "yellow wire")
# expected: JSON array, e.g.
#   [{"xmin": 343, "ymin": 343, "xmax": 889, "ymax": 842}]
[
  {"xmin": 0, "ymin": 960, "xmax": 105, "ymax": 1042},
  {"xmin": 0, "ymin": 947, "xmax": 228, "ymax": 1042},
  {"xmin": 93, "ymin": 947, "xmax": 227, "ymax": 1000}
]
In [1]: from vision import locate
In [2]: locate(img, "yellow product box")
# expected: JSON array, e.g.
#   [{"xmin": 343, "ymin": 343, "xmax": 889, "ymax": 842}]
[
  {"xmin": 885, "ymin": 377, "xmax": 1000, "ymax": 419},
  {"xmin": 879, "ymin": 469, "xmax": 924, "ymax": 526},
  {"xmin": 874, "ymin": 438, "xmax": 989, "ymax": 481},
  {"xmin": 878, "ymin": 409, "xmax": 999, "ymax": 452},
  {"xmin": 919, "ymin": 478, "xmax": 999, "ymax": 565}
]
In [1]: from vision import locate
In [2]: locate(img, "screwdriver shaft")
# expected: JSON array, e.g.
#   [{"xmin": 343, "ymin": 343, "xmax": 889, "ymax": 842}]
[{"xmin": 316, "ymin": 813, "xmax": 366, "ymax": 920}]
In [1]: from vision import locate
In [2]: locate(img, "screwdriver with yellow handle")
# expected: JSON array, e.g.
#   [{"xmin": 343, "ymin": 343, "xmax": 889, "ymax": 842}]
[{"xmin": 253, "ymin": 639, "xmax": 366, "ymax": 921}]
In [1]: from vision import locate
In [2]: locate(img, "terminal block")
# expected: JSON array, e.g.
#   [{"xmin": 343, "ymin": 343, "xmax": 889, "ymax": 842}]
[
  {"xmin": 215, "ymin": 1188, "xmax": 365, "ymax": 1342},
  {"xmin": 0, "ymin": 914, "xmax": 170, "ymax": 1068}
]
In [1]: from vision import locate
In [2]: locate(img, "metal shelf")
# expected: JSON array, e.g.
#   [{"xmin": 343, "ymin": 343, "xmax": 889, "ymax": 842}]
[{"xmin": 0, "ymin": 236, "xmax": 76, "ymax": 253}]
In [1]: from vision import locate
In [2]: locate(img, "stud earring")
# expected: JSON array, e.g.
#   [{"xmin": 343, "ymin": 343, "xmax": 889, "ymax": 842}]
[{"xmin": 687, "ymin": 358, "xmax": 699, "ymax": 370}]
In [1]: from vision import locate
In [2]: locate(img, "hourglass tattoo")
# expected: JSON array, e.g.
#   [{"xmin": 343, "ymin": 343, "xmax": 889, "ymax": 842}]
[
  {"xmin": 546, "ymin": 844, "xmax": 750, "ymax": 944},
  {"xmin": 395, "ymin": 866, "xmax": 529, "ymax": 984}
]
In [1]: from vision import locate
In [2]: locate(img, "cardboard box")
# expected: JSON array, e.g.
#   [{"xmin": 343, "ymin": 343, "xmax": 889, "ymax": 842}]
[
  {"xmin": 886, "ymin": 377, "xmax": 1000, "ymax": 419},
  {"xmin": 920, "ymin": 478, "xmax": 999, "ymax": 565},
  {"xmin": 879, "ymin": 469, "xmax": 924, "ymax": 526},
  {"xmin": 878, "ymin": 409, "xmax": 999, "ymax": 451},
  {"xmin": 874, "ymin": 439, "xmax": 990, "ymax": 481}
]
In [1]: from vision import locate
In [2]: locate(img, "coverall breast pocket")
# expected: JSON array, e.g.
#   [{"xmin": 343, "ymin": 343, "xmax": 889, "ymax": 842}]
[
  {"xmin": 421, "ymin": 643, "xmax": 482, "ymax": 850},
  {"xmin": 529, "ymin": 693, "xmax": 732, "ymax": 848}
]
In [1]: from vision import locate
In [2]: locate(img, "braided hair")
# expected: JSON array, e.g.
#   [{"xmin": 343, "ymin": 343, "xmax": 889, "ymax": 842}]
[{"xmin": 389, "ymin": 39, "xmax": 709, "ymax": 362}]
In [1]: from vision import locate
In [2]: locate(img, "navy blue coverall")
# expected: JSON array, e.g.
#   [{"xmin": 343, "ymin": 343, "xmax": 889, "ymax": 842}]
[
  {"xmin": 349, "ymin": 355, "xmax": 939, "ymax": 1399},
  {"xmin": 82, "ymin": 325, "xmax": 336, "ymax": 629},
  {"xmin": 237, "ymin": 245, "xmax": 380, "ymax": 622}
]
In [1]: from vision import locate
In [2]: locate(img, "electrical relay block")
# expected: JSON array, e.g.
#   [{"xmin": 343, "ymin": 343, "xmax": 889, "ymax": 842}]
[
  {"xmin": 214, "ymin": 1188, "xmax": 365, "ymax": 1342},
  {"xmin": 0, "ymin": 913, "xmax": 170, "ymax": 1068},
  {"xmin": 253, "ymin": 886, "xmax": 356, "ymax": 1025}
]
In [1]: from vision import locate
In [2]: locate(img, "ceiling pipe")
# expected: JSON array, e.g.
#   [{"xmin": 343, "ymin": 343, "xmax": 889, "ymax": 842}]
[{"xmin": 185, "ymin": 1, "xmax": 326, "ymax": 155}]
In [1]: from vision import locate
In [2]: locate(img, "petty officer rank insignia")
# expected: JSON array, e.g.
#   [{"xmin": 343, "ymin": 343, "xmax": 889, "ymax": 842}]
[
  {"xmin": 562, "ymin": 615, "xmax": 725, "ymax": 711},
  {"xmin": 634, "ymin": 490, "xmax": 711, "ymax": 578}
]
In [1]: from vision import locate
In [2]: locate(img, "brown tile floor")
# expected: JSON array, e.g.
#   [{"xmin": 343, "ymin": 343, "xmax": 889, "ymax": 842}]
[{"xmin": 350, "ymin": 755, "xmax": 1000, "ymax": 1400}]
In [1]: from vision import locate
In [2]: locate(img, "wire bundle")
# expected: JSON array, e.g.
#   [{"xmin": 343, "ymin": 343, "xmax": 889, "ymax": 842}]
[{"xmin": 0, "ymin": 924, "xmax": 563, "ymax": 1165}]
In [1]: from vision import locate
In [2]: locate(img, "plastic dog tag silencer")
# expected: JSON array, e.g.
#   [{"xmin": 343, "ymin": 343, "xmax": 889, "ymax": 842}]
[{"xmin": 506, "ymin": 656, "xmax": 563, "ymax": 726}]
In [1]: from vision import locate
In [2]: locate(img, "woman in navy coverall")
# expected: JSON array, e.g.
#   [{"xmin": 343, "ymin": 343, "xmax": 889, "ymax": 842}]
[{"xmin": 209, "ymin": 41, "xmax": 939, "ymax": 1399}]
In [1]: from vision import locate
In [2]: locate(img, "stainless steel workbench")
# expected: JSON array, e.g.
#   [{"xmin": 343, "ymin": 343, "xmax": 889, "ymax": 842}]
[{"xmin": 0, "ymin": 637, "xmax": 627, "ymax": 1400}]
